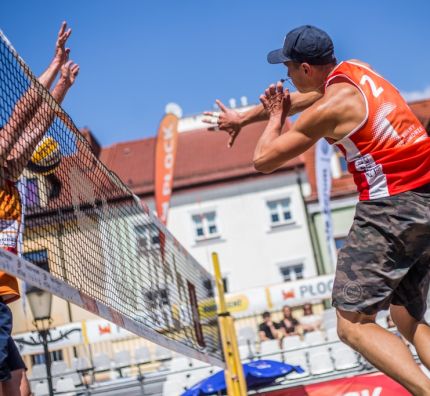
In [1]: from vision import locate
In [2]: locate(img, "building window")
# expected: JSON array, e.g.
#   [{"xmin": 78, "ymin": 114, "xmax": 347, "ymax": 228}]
[
  {"xmin": 23, "ymin": 249, "xmax": 49, "ymax": 295},
  {"xmin": 135, "ymin": 224, "xmax": 160, "ymax": 254},
  {"xmin": 31, "ymin": 349, "xmax": 63, "ymax": 365},
  {"xmin": 332, "ymin": 146, "xmax": 348, "ymax": 178},
  {"xmin": 23, "ymin": 249, "xmax": 49, "ymax": 272},
  {"xmin": 267, "ymin": 198, "xmax": 293, "ymax": 227},
  {"xmin": 279, "ymin": 264, "xmax": 304, "ymax": 282},
  {"xmin": 192, "ymin": 211, "xmax": 219, "ymax": 240},
  {"xmin": 335, "ymin": 236, "xmax": 347, "ymax": 251},
  {"xmin": 26, "ymin": 178, "xmax": 40, "ymax": 207}
]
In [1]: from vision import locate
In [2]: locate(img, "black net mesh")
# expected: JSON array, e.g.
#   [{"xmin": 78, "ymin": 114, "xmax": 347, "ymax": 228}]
[{"xmin": 0, "ymin": 31, "xmax": 222, "ymax": 364}]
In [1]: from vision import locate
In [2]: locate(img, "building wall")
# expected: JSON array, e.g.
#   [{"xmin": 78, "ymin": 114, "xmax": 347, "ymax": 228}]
[
  {"xmin": 308, "ymin": 197, "xmax": 357, "ymax": 274},
  {"xmin": 150, "ymin": 171, "xmax": 317, "ymax": 292}
]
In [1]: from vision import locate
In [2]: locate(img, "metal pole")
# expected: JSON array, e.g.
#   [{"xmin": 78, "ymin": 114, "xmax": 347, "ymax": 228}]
[
  {"xmin": 212, "ymin": 252, "xmax": 247, "ymax": 396},
  {"xmin": 40, "ymin": 329, "xmax": 54, "ymax": 396}
]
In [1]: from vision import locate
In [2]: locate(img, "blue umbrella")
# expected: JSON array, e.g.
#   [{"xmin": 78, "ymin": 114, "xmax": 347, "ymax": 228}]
[{"xmin": 181, "ymin": 359, "xmax": 304, "ymax": 396}]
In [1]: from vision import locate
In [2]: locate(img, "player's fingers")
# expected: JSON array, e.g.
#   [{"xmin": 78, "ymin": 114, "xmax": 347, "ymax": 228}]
[
  {"xmin": 269, "ymin": 84, "xmax": 276, "ymax": 95},
  {"xmin": 276, "ymin": 81, "xmax": 283, "ymax": 93},
  {"xmin": 58, "ymin": 21, "xmax": 67, "ymax": 36},
  {"xmin": 259, "ymin": 94, "xmax": 267, "ymax": 107},
  {"xmin": 215, "ymin": 99, "xmax": 228, "ymax": 113}
]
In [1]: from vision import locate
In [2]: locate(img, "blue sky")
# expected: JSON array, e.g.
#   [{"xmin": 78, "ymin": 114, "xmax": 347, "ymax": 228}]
[{"xmin": 1, "ymin": 1, "xmax": 430, "ymax": 146}]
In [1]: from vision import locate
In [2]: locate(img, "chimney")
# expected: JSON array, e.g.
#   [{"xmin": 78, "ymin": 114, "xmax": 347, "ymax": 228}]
[{"xmin": 79, "ymin": 127, "xmax": 101, "ymax": 158}]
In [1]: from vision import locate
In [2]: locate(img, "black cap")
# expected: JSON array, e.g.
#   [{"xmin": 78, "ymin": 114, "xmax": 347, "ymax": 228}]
[{"xmin": 267, "ymin": 25, "xmax": 335, "ymax": 65}]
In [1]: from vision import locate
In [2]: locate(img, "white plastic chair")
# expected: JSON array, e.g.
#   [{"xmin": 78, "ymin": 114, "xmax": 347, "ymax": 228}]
[
  {"xmin": 114, "ymin": 350, "xmax": 132, "ymax": 366},
  {"xmin": 30, "ymin": 364, "xmax": 47, "ymax": 380},
  {"xmin": 326, "ymin": 327, "xmax": 340, "ymax": 342},
  {"xmin": 282, "ymin": 335, "xmax": 303, "ymax": 350},
  {"xmin": 155, "ymin": 346, "xmax": 173, "ymax": 361},
  {"xmin": 308, "ymin": 349, "xmax": 334, "ymax": 375},
  {"xmin": 237, "ymin": 326, "xmax": 257, "ymax": 345},
  {"xmin": 162, "ymin": 379, "xmax": 185, "ymax": 396},
  {"xmin": 331, "ymin": 344, "xmax": 359, "ymax": 370},
  {"xmin": 56, "ymin": 376, "xmax": 76, "ymax": 395},
  {"xmin": 259, "ymin": 339, "xmax": 283, "ymax": 362},
  {"xmin": 322, "ymin": 308, "xmax": 337, "ymax": 322},
  {"xmin": 135, "ymin": 346, "xmax": 152, "ymax": 365},
  {"xmin": 71, "ymin": 356, "xmax": 92, "ymax": 371},
  {"xmin": 304, "ymin": 330, "xmax": 326, "ymax": 346},
  {"xmin": 168, "ymin": 356, "xmax": 192, "ymax": 373},
  {"xmin": 93, "ymin": 353, "xmax": 112, "ymax": 373},
  {"xmin": 323, "ymin": 317, "xmax": 337, "ymax": 331},
  {"xmin": 189, "ymin": 358, "xmax": 210, "ymax": 369},
  {"xmin": 409, "ymin": 342, "xmax": 418, "ymax": 357},
  {"xmin": 51, "ymin": 360, "xmax": 69, "ymax": 376},
  {"xmin": 376, "ymin": 310, "xmax": 389, "ymax": 328},
  {"xmin": 283, "ymin": 351, "xmax": 309, "ymax": 379},
  {"xmin": 33, "ymin": 381, "xmax": 49, "ymax": 396},
  {"xmin": 239, "ymin": 344, "xmax": 254, "ymax": 361}
]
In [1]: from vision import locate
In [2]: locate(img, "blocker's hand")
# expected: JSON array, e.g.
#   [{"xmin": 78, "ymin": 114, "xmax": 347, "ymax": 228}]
[
  {"xmin": 259, "ymin": 81, "xmax": 291, "ymax": 125},
  {"xmin": 59, "ymin": 60, "xmax": 80, "ymax": 87},
  {"xmin": 54, "ymin": 21, "xmax": 72, "ymax": 66},
  {"xmin": 203, "ymin": 99, "xmax": 243, "ymax": 148}
]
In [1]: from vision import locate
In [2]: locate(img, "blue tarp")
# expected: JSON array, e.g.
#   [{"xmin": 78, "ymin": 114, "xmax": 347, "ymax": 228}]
[{"xmin": 181, "ymin": 359, "xmax": 304, "ymax": 396}]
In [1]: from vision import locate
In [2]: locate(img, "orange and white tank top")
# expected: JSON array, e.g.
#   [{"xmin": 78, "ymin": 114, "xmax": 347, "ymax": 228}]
[
  {"xmin": 0, "ymin": 180, "xmax": 21, "ymax": 303},
  {"xmin": 325, "ymin": 60, "xmax": 430, "ymax": 200}
]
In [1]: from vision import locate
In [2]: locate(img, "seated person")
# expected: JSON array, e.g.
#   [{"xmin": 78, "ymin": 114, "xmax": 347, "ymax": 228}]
[
  {"xmin": 258, "ymin": 311, "xmax": 279, "ymax": 342},
  {"xmin": 278, "ymin": 305, "xmax": 300, "ymax": 337},
  {"xmin": 299, "ymin": 303, "xmax": 322, "ymax": 333}
]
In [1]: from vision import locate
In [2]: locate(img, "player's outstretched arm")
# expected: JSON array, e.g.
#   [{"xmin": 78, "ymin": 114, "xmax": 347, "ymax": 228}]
[
  {"xmin": 6, "ymin": 60, "xmax": 79, "ymax": 181},
  {"xmin": 0, "ymin": 22, "xmax": 73, "ymax": 180},
  {"xmin": 203, "ymin": 90, "xmax": 322, "ymax": 148},
  {"xmin": 38, "ymin": 21, "xmax": 72, "ymax": 89}
]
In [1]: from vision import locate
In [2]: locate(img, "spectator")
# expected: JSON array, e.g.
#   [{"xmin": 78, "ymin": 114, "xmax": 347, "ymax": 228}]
[
  {"xmin": 278, "ymin": 305, "xmax": 300, "ymax": 337},
  {"xmin": 299, "ymin": 303, "xmax": 322, "ymax": 333},
  {"xmin": 258, "ymin": 311, "xmax": 279, "ymax": 342}
]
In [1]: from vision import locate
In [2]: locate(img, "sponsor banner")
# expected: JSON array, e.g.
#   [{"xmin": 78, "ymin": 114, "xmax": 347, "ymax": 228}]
[
  {"xmin": 316, "ymin": 138, "xmax": 337, "ymax": 268},
  {"xmin": 261, "ymin": 372, "xmax": 409, "ymax": 395},
  {"xmin": 155, "ymin": 113, "xmax": 179, "ymax": 225},
  {"xmin": 269, "ymin": 274, "xmax": 334, "ymax": 309},
  {"xmin": 199, "ymin": 275, "xmax": 334, "ymax": 318},
  {"xmin": 85, "ymin": 319, "xmax": 133, "ymax": 344}
]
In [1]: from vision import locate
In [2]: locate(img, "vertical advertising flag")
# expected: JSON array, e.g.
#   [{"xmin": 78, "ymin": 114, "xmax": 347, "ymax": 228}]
[
  {"xmin": 155, "ymin": 112, "xmax": 179, "ymax": 225},
  {"xmin": 315, "ymin": 139, "xmax": 337, "ymax": 270}
]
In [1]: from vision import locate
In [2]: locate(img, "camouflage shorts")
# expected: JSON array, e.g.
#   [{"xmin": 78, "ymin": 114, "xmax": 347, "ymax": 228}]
[{"xmin": 332, "ymin": 183, "xmax": 430, "ymax": 320}]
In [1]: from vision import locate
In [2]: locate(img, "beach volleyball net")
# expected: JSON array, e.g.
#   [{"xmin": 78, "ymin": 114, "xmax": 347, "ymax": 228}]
[{"xmin": 0, "ymin": 30, "xmax": 222, "ymax": 366}]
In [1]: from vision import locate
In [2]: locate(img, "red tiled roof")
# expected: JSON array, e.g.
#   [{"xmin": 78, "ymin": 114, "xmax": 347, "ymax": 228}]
[{"xmin": 100, "ymin": 121, "xmax": 304, "ymax": 196}]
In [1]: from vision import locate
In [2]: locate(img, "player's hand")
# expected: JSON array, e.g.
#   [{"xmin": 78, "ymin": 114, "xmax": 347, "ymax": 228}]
[
  {"xmin": 54, "ymin": 21, "xmax": 72, "ymax": 66},
  {"xmin": 59, "ymin": 60, "xmax": 80, "ymax": 87},
  {"xmin": 259, "ymin": 81, "xmax": 291, "ymax": 125},
  {"xmin": 203, "ymin": 99, "xmax": 243, "ymax": 148}
]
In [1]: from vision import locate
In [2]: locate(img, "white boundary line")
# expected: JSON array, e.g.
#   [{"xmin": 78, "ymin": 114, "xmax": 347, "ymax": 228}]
[{"xmin": 0, "ymin": 249, "xmax": 224, "ymax": 367}]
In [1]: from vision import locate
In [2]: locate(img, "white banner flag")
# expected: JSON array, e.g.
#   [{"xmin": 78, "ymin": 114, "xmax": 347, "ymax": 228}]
[{"xmin": 316, "ymin": 139, "xmax": 337, "ymax": 269}]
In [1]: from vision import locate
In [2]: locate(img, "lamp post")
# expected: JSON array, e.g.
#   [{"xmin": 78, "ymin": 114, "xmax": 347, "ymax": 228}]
[{"xmin": 25, "ymin": 286, "xmax": 54, "ymax": 396}]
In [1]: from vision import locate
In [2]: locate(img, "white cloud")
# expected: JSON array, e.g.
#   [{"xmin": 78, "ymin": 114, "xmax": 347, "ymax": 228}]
[{"xmin": 401, "ymin": 86, "xmax": 430, "ymax": 102}]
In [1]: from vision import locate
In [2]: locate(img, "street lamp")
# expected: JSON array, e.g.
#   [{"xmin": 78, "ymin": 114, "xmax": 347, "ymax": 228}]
[{"xmin": 26, "ymin": 286, "xmax": 54, "ymax": 396}]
